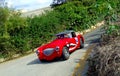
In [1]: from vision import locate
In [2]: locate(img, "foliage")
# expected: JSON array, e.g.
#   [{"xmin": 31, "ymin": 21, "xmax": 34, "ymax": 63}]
[
  {"xmin": 106, "ymin": 25, "xmax": 120, "ymax": 35},
  {"xmin": 54, "ymin": 0, "xmax": 118, "ymax": 31},
  {"xmin": 0, "ymin": 7, "xmax": 28, "ymax": 58},
  {"xmin": 27, "ymin": 11, "xmax": 65, "ymax": 49}
]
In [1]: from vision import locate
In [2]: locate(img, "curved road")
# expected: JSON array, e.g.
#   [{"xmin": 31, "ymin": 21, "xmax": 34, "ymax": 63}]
[{"xmin": 0, "ymin": 27, "xmax": 105, "ymax": 76}]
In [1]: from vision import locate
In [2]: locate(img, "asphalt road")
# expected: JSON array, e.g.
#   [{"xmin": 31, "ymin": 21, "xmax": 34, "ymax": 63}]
[{"xmin": 0, "ymin": 27, "xmax": 105, "ymax": 76}]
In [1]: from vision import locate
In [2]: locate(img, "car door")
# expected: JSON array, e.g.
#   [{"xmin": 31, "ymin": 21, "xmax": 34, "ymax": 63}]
[{"xmin": 69, "ymin": 32, "xmax": 78, "ymax": 52}]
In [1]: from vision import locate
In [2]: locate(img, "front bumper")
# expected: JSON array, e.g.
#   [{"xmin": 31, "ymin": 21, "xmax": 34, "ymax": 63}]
[
  {"xmin": 38, "ymin": 52, "xmax": 60, "ymax": 61},
  {"xmin": 37, "ymin": 49, "xmax": 61, "ymax": 61}
]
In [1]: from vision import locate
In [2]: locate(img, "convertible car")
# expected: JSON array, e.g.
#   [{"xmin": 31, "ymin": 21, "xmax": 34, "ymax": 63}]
[{"xmin": 36, "ymin": 30, "xmax": 84, "ymax": 61}]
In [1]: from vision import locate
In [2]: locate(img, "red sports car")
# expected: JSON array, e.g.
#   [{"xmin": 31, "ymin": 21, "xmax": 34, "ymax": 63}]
[{"xmin": 36, "ymin": 30, "xmax": 84, "ymax": 61}]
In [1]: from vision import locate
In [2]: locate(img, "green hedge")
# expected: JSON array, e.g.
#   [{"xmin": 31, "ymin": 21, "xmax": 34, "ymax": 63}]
[{"xmin": 54, "ymin": 0, "xmax": 120, "ymax": 30}]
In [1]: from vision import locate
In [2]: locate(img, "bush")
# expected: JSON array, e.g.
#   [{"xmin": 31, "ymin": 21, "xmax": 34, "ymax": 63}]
[
  {"xmin": 26, "ymin": 11, "xmax": 65, "ymax": 48},
  {"xmin": 0, "ymin": 36, "xmax": 16, "ymax": 58},
  {"xmin": 87, "ymin": 35, "xmax": 120, "ymax": 76},
  {"xmin": 0, "ymin": 7, "xmax": 29, "ymax": 58}
]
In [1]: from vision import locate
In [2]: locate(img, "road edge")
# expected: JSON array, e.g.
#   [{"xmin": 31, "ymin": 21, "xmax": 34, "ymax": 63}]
[{"xmin": 72, "ymin": 44, "xmax": 96, "ymax": 76}]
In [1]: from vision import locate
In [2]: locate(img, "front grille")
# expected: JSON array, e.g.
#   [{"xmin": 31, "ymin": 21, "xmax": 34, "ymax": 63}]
[{"xmin": 43, "ymin": 48, "xmax": 54, "ymax": 56}]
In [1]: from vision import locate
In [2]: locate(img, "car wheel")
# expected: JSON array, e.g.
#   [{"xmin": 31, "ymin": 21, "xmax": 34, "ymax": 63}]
[
  {"xmin": 62, "ymin": 47, "xmax": 70, "ymax": 60},
  {"xmin": 80, "ymin": 38, "xmax": 84, "ymax": 48},
  {"xmin": 40, "ymin": 59, "xmax": 45, "ymax": 62}
]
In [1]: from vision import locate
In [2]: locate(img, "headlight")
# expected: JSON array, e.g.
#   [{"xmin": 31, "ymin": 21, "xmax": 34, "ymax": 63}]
[{"xmin": 55, "ymin": 46, "xmax": 60, "ymax": 52}]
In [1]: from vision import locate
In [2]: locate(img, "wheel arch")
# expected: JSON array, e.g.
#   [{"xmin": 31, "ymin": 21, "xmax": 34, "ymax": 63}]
[{"xmin": 59, "ymin": 44, "xmax": 69, "ymax": 57}]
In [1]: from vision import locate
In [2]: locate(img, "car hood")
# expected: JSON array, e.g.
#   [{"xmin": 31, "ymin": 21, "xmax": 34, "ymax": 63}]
[{"xmin": 39, "ymin": 38, "xmax": 69, "ymax": 50}]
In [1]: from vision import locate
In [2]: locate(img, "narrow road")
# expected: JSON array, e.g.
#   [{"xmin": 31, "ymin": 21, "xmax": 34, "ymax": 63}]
[{"xmin": 0, "ymin": 27, "xmax": 105, "ymax": 76}]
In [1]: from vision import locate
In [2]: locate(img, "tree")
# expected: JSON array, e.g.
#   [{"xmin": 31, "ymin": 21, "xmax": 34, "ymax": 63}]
[{"xmin": 51, "ymin": 0, "xmax": 67, "ymax": 7}]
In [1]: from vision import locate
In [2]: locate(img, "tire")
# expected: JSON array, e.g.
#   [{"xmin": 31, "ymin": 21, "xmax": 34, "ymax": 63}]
[
  {"xmin": 62, "ymin": 47, "xmax": 70, "ymax": 60},
  {"xmin": 80, "ymin": 38, "xmax": 84, "ymax": 48},
  {"xmin": 40, "ymin": 59, "xmax": 45, "ymax": 62}
]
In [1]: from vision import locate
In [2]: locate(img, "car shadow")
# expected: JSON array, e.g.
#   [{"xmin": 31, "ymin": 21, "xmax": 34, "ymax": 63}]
[{"xmin": 27, "ymin": 58, "xmax": 64, "ymax": 65}]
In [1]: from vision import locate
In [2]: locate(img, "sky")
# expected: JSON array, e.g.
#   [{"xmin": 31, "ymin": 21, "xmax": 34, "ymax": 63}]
[{"xmin": 5, "ymin": 0, "xmax": 53, "ymax": 11}]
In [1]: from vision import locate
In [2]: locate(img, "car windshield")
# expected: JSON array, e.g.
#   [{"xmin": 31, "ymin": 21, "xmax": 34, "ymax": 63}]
[{"xmin": 56, "ymin": 34, "xmax": 70, "ymax": 39}]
